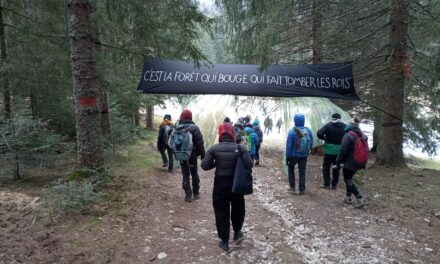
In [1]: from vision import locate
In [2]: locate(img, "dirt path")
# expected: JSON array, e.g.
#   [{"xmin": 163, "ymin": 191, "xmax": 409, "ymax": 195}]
[
  {"xmin": 1, "ymin": 143, "xmax": 439, "ymax": 263},
  {"xmin": 62, "ymin": 145, "xmax": 439, "ymax": 263}
]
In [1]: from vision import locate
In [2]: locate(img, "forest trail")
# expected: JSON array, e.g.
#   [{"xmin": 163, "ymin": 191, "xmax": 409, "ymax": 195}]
[{"xmin": 1, "ymin": 142, "xmax": 439, "ymax": 263}]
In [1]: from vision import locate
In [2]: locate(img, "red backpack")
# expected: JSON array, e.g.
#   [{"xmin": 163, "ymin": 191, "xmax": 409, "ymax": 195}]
[{"xmin": 348, "ymin": 131, "xmax": 368, "ymax": 164}]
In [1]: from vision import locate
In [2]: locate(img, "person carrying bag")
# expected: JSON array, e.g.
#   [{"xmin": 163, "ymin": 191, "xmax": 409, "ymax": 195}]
[{"xmin": 201, "ymin": 123, "xmax": 253, "ymax": 252}]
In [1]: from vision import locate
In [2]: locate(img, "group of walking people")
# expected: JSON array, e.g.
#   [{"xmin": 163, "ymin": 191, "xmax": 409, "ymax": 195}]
[{"xmin": 156, "ymin": 109, "xmax": 368, "ymax": 252}]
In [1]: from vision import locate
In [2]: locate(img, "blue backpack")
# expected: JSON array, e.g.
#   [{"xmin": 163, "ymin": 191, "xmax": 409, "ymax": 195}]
[
  {"xmin": 169, "ymin": 123, "xmax": 194, "ymax": 161},
  {"xmin": 295, "ymin": 127, "xmax": 311, "ymax": 154}
]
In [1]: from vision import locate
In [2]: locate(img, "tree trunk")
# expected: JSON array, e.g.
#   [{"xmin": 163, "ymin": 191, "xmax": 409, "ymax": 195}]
[
  {"xmin": 375, "ymin": 0, "xmax": 407, "ymax": 166},
  {"xmin": 311, "ymin": 0, "xmax": 324, "ymax": 64},
  {"xmin": 67, "ymin": 0, "xmax": 104, "ymax": 170},
  {"xmin": 146, "ymin": 105, "xmax": 154, "ymax": 130},
  {"xmin": 0, "ymin": 0, "xmax": 11, "ymax": 119},
  {"xmin": 100, "ymin": 91, "xmax": 111, "ymax": 139}
]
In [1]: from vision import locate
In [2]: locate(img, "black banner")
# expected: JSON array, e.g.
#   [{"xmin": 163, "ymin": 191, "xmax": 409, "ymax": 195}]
[{"xmin": 137, "ymin": 58, "xmax": 359, "ymax": 100}]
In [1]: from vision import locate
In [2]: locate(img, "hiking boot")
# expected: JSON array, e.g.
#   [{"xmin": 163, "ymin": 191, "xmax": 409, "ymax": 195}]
[
  {"xmin": 167, "ymin": 168, "xmax": 173, "ymax": 173},
  {"xmin": 193, "ymin": 193, "xmax": 200, "ymax": 200},
  {"xmin": 331, "ymin": 186, "xmax": 337, "ymax": 190},
  {"xmin": 343, "ymin": 196, "xmax": 353, "ymax": 204},
  {"xmin": 320, "ymin": 185, "xmax": 331, "ymax": 190},
  {"xmin": 218, "ymin": 241, "xmax": 229, "ymax": 252},
  {"xmin": 184, "ymin": 195, "xmax": 192, "ymax": 202},
  {"xmin": 255, "ymin": 160, "xmax": 260, "ymax": 166},
  {"xmin": 233, "ymin": 231, "xmax": 244, "ymax": 242},
  {"xmin": 355, "ymin": 197, "xmax": 369, "ymax": 208},
  {"xmin": 287, "ymin": 187, "xmax": 296, "ymax": 194},
  {"xmin": 298, "ymin": 191, "xmax": 305, "ymax": 196},
  {"xmin": 162, "ymin": 163, "xmax": 168, "ymax": 168}
]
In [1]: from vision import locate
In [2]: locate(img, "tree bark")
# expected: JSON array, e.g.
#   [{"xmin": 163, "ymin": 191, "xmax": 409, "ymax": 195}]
[
  {"xmin": 311, "ymin": 0, "xmax": 324, "ymax": 64},
  {"xmin": 0, "ymin": 0, "xmax": 11, "ymax": 119},
  {"xmin": 146, "ymin": 105, "xmax": 154, "ymax": 130},
  {"xmin": 99, "ymin": 91, "xmax": 111, "ymax": 139},
  {"xmin": 375, "ymin": 0, "xmax": 407, "ymax": 166},
  {"xmin": 67, "ymin": 0, "xmax": 104, "ymax": 170}
]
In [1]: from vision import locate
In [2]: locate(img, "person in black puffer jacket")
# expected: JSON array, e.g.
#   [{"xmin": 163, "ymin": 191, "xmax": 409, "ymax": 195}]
[
  {"xmin": 178, "ymin": 109, "xmax": 206, "ymax": 203},
  {"xmin": 317, "ymin": 113, "xmax": 346, "ymax": 189},
  {"xmin": 201, "ymin": 123, "xmax": 253, "ymax": 252}
]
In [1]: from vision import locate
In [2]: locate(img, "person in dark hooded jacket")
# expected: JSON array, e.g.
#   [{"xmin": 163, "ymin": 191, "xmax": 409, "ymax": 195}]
[
  {"xmin": 201, "ymin": 123, "xmax": 253, "ymax": 252},
  {"xmin": 177, "ymin": 109, "xmax": 206, "ymax": 202},
  {"xmin": 335, "ymin": 117, "xmax": 368, "ymax": 208},
  {"xmin": 317, "ymin": 113, "xmax": 346, "ymax": 189},
  {"xmin": 157, "ymin": 114, "xmax": 173, "ymax": 172}
]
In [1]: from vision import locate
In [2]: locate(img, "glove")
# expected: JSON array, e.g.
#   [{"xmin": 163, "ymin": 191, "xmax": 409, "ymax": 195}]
[
  {"xmin": 286, "ymin": 158, "xmax": 290, "ymax": 166},
  {"xmin": 333, "ymin": 161, "xmax": 341, "ymax": 169}
]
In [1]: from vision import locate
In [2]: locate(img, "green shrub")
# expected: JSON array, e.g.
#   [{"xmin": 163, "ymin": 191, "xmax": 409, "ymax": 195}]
[{"xmin": 46, "ymin": 179, "xmax": 103, "ymax": 214}]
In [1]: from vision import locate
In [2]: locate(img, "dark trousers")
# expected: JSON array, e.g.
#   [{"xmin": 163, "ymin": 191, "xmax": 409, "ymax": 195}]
[
  {"xmin": 255, "ymin": 144, "xmax": 261, "ymax": 161},
  {"xmin": 343, "ymin": 168, "xmax": 360, "ymax": 198},
  {"xmin": 287, "ymin": 157, "xmax": 307, "ymax": 192},
  {"xmin": 159, "ymin": 147, "xmax": 173, "ymax": 171},
  {"xmin": 322, "ymin": 154, "xmax": 340, "ymax": 187},
  {"xmin": 180, "ymin": 158, "xmax": 200, "ymax": 197},
  {"xmin": 213, "ymin": 176, "xmax": 245, "ymax": 243}
]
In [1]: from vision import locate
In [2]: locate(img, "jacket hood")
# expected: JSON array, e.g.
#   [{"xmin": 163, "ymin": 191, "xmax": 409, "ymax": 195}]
[
  {"xmin": 244, "ymin": 127, "xmax": 254, "ymax": 134},
  {"xmin": 219, "ymin": 123, "xmax": 236, "ymax": 142},
  {"xmin": 330, "ymin": 121, "xmax": 345, "ymax": 128},
  {"xmin": 294, "ymin": 114, "xmax": 305, "ymax": 127}
]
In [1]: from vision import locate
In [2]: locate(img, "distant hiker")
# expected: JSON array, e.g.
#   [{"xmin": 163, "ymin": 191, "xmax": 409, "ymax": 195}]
[
  {"xmin": 252, "ymin": 120, "xmax": 264, "ymax": 165},
  {"xmin": 285, "ymin": 113, "xmax": 313, "ymax": 195},
  {"xmin": 244, "ymin": 126, "xmax": 259, "ymax": 162},
  {"xmin": 264, "ymin": 116, "xmax": 273, "ymax": 135},
  {"xmin": 201, "ymin": 123, "xmax": 253, "ymax": 252},
  {"xmin": 171, "ymin": 109, "xmax": 205, "ymax": 202},
  {"xmin": 233, "ymin": 118, "xmax": 245, "ymax": 144},
  {"xmin": 276, "ymin": 117, "xmax": 283, "ymax": 133},
  {"xmin": 243, "ymin": 115, "xmax": 251, "ymax": 126},
  {"xmin": 157, "ymin": 114, "xmax": 173, "ymax": 172},
  {"xmin": 317, "ymin": 113, "xmax": 346, "ymax": 190},
  {"xmin": 335, "ymin": 117, "xmax": 369, "ymax": 208}
]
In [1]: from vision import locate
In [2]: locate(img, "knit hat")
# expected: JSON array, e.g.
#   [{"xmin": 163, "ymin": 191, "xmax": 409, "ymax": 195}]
[
  {"xmin": 252, "ymin": 120, "xmax": 260, "ymax": 126},
  {"xmin": 331, "ymin": 113, "xmax": 341, "ymax": 120},
  {"xmin": 163, "ymin": 114, "xmax": 171, "ymax": 121},
  {"xmin": 180, "ymin": 109, "xmax": 192, "ymax": 120},
  {"xmin": 224, "ymin": 117, "xmax": 231, "ymax": 123},
  {"xmin": 218, "ymin": 123, "xmax": 236, "ymax": 142}
]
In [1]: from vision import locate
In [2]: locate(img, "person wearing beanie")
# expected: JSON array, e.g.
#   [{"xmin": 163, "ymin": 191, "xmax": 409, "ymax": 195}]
[
  {"xmin": 201, "ymin": 123, "xmax": 253, "ymax": 252},
  {"xmin": 157, "ymin": 114, "xmax": 174, "ymax": 172},
  {"xmin": 252, "ymin": 120, "xmax": 264, "ymax": 165},
  {"xmin": 335, "ymin": 116, "xmax": 368, "ymax": 208},
  {"xmin": 317, "ymin": 113, "xmax": 346, "ymax": 190},
  {"xmin": 285, "ymin": 113, "xmax": 313, "ymax": 195},
  {"xmin": 176, "ymin": 109, "xmax": 206, "ymax": 202},
  {"xmin": 223, "ymin": 117, "xmax": 231, "ymax": 124}
]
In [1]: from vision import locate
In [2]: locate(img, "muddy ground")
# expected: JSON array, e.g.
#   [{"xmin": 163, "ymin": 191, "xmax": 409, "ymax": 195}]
[{"xmin": 1, "ymin": 140, "xmax": 439, "ymax": 263}]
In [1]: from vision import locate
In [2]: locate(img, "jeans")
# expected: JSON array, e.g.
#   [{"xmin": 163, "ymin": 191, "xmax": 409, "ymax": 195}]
[
  {"xmin": 343, "ymin": 168, "xmax": 360, "ymax": 198},
  {"xmin": 159, "ymin": 147, "xmax": 173, "ymax": 171},
  {"xmin": 322, "ymin": 154, "xmax": 339, "ymax": 187},
  {"xmin": 255, "ymin": 144, "xmax": 261, "ymax": 161},
  {"xmin": 180, "ymin": 158, "xmax": 200, "ymax": 197},
  {"xmin": 287, "ymin": 157, "xmax": 308, "ymax": 192},
  {"xmin": 213, "ymin": 176, "xmax": 245, "ymax": 243}
]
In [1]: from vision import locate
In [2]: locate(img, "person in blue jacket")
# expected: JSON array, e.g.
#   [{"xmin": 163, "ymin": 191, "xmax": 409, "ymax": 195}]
[
  {"xmin": 244, "ymin": 126, "xmax": 259, "ymax": 161},
  {"xmin": 285, "ymin": 113, "xmax": 313, "ymax": 195}
]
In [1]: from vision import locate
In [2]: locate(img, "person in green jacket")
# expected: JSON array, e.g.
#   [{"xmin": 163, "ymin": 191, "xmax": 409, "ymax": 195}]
[{"xmin": 316, "ymin": 113, "xmax": 346, "ymax": 189}]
